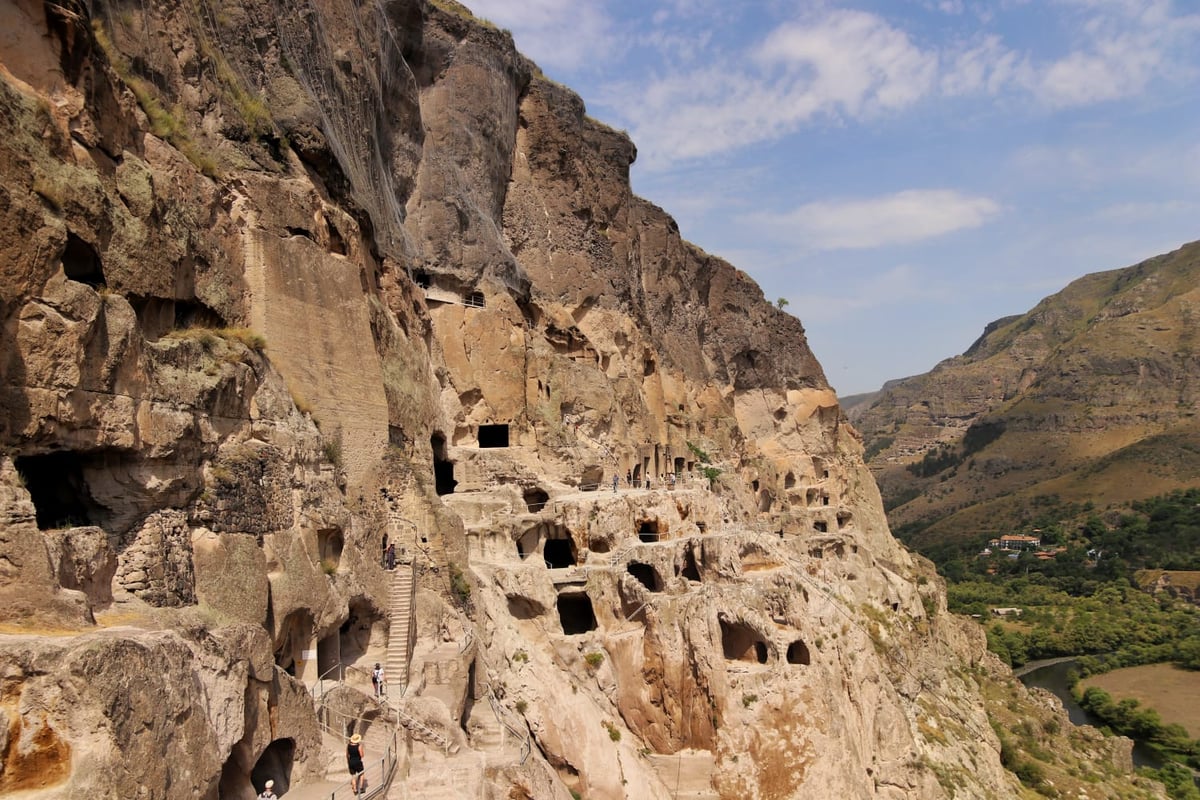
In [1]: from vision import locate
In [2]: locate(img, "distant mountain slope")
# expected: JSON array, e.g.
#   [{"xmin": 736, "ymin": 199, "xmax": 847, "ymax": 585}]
[{"xmin": 855, "ymin": 239, "xmax": 1200, "ymax": 547}]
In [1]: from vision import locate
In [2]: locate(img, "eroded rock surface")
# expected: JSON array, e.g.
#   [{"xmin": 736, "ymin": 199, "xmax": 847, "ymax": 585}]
[{"xmin": 0, "ymin": 1, "xmax": 1165, "ymax": 799}]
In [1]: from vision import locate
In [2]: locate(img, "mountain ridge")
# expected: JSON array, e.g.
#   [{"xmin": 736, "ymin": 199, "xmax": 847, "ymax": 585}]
[{"xmin": 855, "ymin": 239, "xmax": 1200, "ymax": 545}]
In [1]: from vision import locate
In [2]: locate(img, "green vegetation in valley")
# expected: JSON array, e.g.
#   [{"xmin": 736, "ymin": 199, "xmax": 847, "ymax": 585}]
[
  {"xmin": 928, "ymin": 488, "xmax": 1200, "ymax": 798},
  {"xmin": 1076, "ymin": 685, "xmax": 1200, "ymax": 788},
  {"xmin": 936, "ymin": 490, "xmax": 1200, "ymax": 670}
]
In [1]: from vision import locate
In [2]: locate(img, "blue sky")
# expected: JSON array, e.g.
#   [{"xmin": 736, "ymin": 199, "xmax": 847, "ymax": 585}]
[{"xmin": 464, "ymin": 0, "xmax": 1200, "ymax": 396}]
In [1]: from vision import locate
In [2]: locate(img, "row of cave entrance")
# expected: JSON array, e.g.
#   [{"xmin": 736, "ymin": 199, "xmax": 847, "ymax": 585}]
[{"xmin": 525, "ymin": 591, "xmax": 811, "ymax": 667}]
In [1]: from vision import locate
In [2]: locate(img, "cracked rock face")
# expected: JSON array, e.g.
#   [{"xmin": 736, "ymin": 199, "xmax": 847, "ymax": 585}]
[{"xmin": 0, "ymin": 1, "xmax": 1163, "ymax": 799}]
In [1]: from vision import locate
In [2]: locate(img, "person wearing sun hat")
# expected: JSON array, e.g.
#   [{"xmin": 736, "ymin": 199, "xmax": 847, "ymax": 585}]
[
  {"xmin": 347, "ymin": 733, "xmax": 365, "ymax": 795},
  {"xmin": 256, "ymin": 779, "xmax": 277, "ymax": 799}
]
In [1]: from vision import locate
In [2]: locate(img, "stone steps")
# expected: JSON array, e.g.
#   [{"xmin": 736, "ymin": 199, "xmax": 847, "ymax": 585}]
[
  {"xmin": 406, "ymin": 750, "xmax": 485, "ymax": 800},
  {"xmin": 386, "ymin": 566, "xmax": 414, "ymax": 691}
]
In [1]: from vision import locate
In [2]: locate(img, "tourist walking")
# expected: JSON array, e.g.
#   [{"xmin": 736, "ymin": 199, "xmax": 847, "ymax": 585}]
[
  {"xmin": 347, "ymin": 733, "xmax": 365, "ymax": 795},
  {"xmin": 372, "ymin": 663, "xmax": 386, "ymax": 698},
  {"xmin": 386, "ymin": 543, "xmax": 396, "ymax": 570},
  {"xmin": 612, "ymin": 473, "xmax": 619, "ymax": 492}
]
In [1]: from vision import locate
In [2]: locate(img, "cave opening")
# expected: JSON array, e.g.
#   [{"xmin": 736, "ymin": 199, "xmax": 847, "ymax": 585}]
[
  {"xmin": 787, "ymin": 641, "xmax": 811, "ymax": 666},
  {"xmin": 556, "ymin": 593, "xmax": 597, "ymax": 635},
  {"xmin": 431, "ymin": 433, "xmax": 456, "ymax": 495},
  {"xmin": 14, "ymin": 451, "xmax": 105, "ymax": 530},
  {"xmin": 837, "ymin": 511, "xmax": 852, "ymax": 529},
  {"xmin": 61, "ymin": 232, "xmax": 104, "ymax": 287},
  {"xmin": 516, "ymin": 527, "xmax": 539, "ymax": 560},
  {"xmin": 275, "ymin": 609, "xmax": 315, "ymax": 678},
  {"xmin": 720, "ymin": 619, "xmax": 768, "ymax": 664},
  {"xmin": 318, "ymin": 527, "xmax": 344, "ymax": 569},
  {"xmin": 327, "ymin": 220, "xmax": 347, "ymax": 255},
  {"xmin": 250, "ymin": 738, "xmax": 295, "ymax": 796},
  {"xmin": 784, "ymin": 472, "xmax": 796, "ymax": 489},
  {"xmin": 467, "ymin": 290, "xmax": 485, "ymax": 308},
  {"xmin": 173, "ymin": 298, "xmax": 226, "ymax": 330},
  {"xmin": 758, "ymin": 491, "xmax": 773, "ymax": 512},
  {"xmin": 460, "ymin": 659, "xmax": 477, "ymax": 732},
  {"xmin": 680, "ymin": 548, "xmax": 701, "ymax": 582},
  {"xmin": 638, "ymin": 520, "xmax": 661, "ymax": 543},
  {"xmin": 523, "ymin": 487, "xmax": 549, "ymax": 512},
  {"xmin": 507, "ymin": 594, "xmax": 545, "ymax": 620},
  {"xmin": 478, "ymin": 424, "xmax": 509, "ymax": 448},
  {"xmin": 627, "ymin": 562, "xmax": 662, "ymax": 592},
  {"xmin": 544, "ymin": 537, "xmax": 576, "ymax": 569},
  {"xmin": 813, "ymin": 521, "xmax": 828, "ymax": 533},
  {"xmin": 414, "ymin": 270, "xmax": 431, "ymax": 289},
  {"xmin": 337, "ymin": 599, "xmax": 383, "ymax": 672}
]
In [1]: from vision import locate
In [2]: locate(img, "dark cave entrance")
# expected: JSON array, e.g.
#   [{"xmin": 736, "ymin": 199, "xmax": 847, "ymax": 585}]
[
  {"xmin": 431, "ymin": 433, "xmax": 456, "ymax": 495},
  {"xmin": 478, "ymin": 424, "xmax": 509, "ymax": 448},
  {"xmin": 720, "ymin": 619, "xmax": 768, "ymax": 664},
  {"xmin": 14, "ymin": 451, "xmax": 105, "ymax": 530},
  {"xmin": 627, "ymin": 562, "xmax": 662, "ymax": 592},
  {"xmin": 61, "ymin": 232, "xmax": 105, "ymax": 287},
  {"xmin": 638, "ymin": 519, "xmax": 662, "ymax": 543},
  {"xmin": 543, "ymin": 537, "xmax": 576, "ymax": 569},
  {"xmin": 787, "ymin": 641, "xmax": 811, "ymax": 666},
  {"xmin": 250, "ymin": 738, "xmax": 294, "ymax": 795},
  {"xmin": 523, "ymin": 487, "xmax": 549, "ymax": 512},
  {"xmin": 557, "ymin": 593, "xmax": 597, "ymax": 635},
  {"xmin": 680, "ymin": 548, "xmax": 702, "ymax": 582}
]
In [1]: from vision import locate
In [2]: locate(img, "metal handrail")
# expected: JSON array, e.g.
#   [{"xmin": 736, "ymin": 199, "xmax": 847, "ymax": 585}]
[
  {"xmin": 309, "ymin": 666, "xmax": 403, "ymax": 796},
  {"xmin": 486, "ymin": 686, "xmax": 532, "ymax": 765},
  {"xmin": 311, "ymin": 684, "xmax": 401, "ymax": 800}
]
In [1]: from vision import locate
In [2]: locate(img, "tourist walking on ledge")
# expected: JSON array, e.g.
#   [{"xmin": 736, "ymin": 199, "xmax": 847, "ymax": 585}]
[{"xmin": 347, "ymin": 733, "xmax": 365, "ymax": 795}]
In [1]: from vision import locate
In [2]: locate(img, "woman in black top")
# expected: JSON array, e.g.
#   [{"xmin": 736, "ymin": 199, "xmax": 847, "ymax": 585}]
[{"xmin": 347, "ymin": 733, "xmax": 365, "ymax": 794}]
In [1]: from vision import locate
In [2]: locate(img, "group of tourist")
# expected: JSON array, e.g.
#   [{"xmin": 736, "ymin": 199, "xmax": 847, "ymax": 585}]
[{"xmin": 613, "ymin": 470, "xmax": 680, "ymax": 492}]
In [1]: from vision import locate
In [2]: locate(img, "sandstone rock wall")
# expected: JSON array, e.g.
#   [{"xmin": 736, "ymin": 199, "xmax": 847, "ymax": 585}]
[{"xmin": 0, "ymin": 1, "xmax": 1165, "ymax": 799}]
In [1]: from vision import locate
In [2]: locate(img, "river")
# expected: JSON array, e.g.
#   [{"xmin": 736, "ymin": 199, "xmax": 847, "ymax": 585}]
[{"xmin": 1016, "ymin": 658, "xmax": 1164, "ymax": 770}]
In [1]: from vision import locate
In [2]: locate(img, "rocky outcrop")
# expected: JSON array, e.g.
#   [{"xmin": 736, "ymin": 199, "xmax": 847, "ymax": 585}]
[{"xmin": 0, "ymin": 1, "xmax": 1165, "ymax": 798}]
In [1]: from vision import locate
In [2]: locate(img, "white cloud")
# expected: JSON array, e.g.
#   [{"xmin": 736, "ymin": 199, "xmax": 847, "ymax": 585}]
[
  {"xmin": 614, "ymin": 9, "xmax": 938, "ymax": 168},
  {"xmin": 941, "ymin": 35, "xmax": 1029, "ymax": 95},
  {"xmin": 744, "ymin": 189, "xmax": 1001, "ymax": 251},
  {"xmin": 597, "ymin": 1, "xmax": 1200, "ymax": 169},
  {"xmin": 1026, "ymin": 0, "xmax": 1200, "ymax": 106}
]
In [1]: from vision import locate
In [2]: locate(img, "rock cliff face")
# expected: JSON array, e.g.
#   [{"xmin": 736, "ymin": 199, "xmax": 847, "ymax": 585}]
[
  {"xmin": 852, "ymin": 242, "xmax": 1200, "ymax": 545},
  {"xmin": 0, "ymin": 1, "xmax": 1164, "ymax": 799}
]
